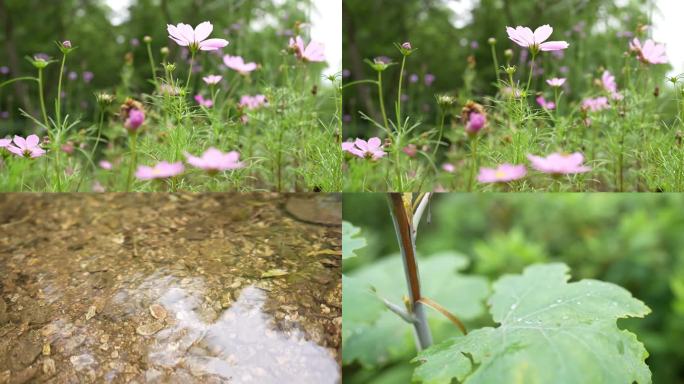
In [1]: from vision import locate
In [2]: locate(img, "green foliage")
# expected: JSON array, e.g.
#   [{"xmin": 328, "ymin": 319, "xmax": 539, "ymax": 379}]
[
  {"xmin": 343, "ymin": 252, "xmax": 489, "ymax": 368},
  {"xmin": 343, "ymin": 194, "xmax": 684, "ymax": 383},
  {"xmin": 413, "ymin": 263, "xmax": 651, "ymax": 384},
  {"xmin": 343, "ymin": 221, "xmax": 367, "ymax": 259}
]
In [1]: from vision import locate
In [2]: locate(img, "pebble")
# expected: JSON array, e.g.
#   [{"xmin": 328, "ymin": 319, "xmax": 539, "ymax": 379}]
[
  {"xmin": 136, "ymin": 322, "xmax": 164, "ymax": 336},
  {"xmin": 85, "ymin": 305, "xmax": 97, "ymax": 321},
  {"xmin": 42, "ymin": 358, "xmax": 56, "ymax": 376},
  {"xmin": 149, "ymin": 304, "xmax": 167, "ymax": 320},
  {"xmin": 70, "ymin": 353, "xmax": 95, "ymax": 371}
]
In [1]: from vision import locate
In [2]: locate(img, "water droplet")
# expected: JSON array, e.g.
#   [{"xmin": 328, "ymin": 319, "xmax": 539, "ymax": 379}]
[{"xmin": 510, "ymin": 303, "xmax": 518, "ymax": 310}]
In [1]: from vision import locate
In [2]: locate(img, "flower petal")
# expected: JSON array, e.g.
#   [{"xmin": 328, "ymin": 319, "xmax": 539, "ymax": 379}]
[
  {"xmin": 533, "ymin": 24, "xmax": 553, "ymax": 44},
  {"xmin": 539, "ymin": 41, "xmax": 569, "ymax": 51},
  {"xmin": 194, "ymin": 21, "xmax": 213, "ymax": 42},
  {"xmin": 13, "ymin": 135, "xmax": 27, "ymax": 150},
  {"xmin": 26, "ymin": 134, "xmax": 39, "ymax": 148},
  {"xmin": 199, "ymin": 38, "xmax": 229, "ymax": 51}
]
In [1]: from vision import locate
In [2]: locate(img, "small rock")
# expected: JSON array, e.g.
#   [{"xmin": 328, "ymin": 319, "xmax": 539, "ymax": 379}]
[
  {"xmin": 70, "ymin": 353, "xmax": 95, "ymax": 371},
  {"xmin": 149, "ymin": 304, "xmax": 167, "ymax": 320},
  {"xmin": 42, "ymin": 343, "xmax": 51, "ymax": 356},
  {"xmin": 111, "ymin": 350, "xmax": 119, "ymax": 358},
  {"xmin": 85, "ymin": 305, "xmax": 97, "ymax": 321},
  {"xmin": 136, "ymin": 322, "xmax": 164, "ymax": 336},
  {"xmin": 42, "ymin": 358, "xmax": 56, "ymax": 376}
]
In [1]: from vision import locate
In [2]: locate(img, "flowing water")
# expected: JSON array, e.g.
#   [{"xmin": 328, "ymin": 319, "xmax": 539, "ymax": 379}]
[{"xmin": 0, "ymin": 193, "xmax": 341, "ymax": 383}]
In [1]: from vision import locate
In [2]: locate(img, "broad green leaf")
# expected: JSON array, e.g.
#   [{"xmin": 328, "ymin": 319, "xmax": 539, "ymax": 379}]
[
  {"xmin": 343, "ymin": 221, "xmax": 367, "ymax": 259},
  {"xmin": 413, "ymin": 263, "xmax": 652, "ymax": 384},
  {"xmin": 343, "ymin": 252, "xmax": 489, "ymax": 368}
]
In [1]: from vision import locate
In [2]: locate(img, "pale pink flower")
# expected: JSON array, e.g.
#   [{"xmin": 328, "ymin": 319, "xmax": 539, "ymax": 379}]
[
  {"xmin": 506, "ymin": 25, "xmax": 569, "ymax": 52},
  {"xmin": 527, "ymin": 152, "xmax": 591, "ymax": 175},
  {"xmin": 442, "ymin": 163, "xmax": 455, "ymax": 173},
  {"xmin": 202, "ymin": 75, "xmax": 222, "ymax": 85},
  {"xmin": 546, "ymin": 77, "xmax": 566, "ymax": 87},
  {"xmin": 0, "ymin": 138, "xmax": 10, "ymax": 148},
  {"xmin": 288, "ymin": 36, "xmax": 325, "ymax": 62},
  {"xmin": 629, "ymin": 38, "xmax": 667, "ymax": 64},
  {"xmin": 99, "ymin": 160, "xmax": 113, "ymax": 170},
  {"xmin": 167, "ymin": 22, "xmax": 229, "ymax": 51},
  {"xmin": 135, "ymin": 161, "xmax": 184, "ymax": 180},
  {"xmin": 342, "ymin": 137, "xmax": 386, "ymax": 160},
  {"xmin": 477, "ymin": 164, "xmax": 527, "ymax": 183},
  {"xmin": 223, "ymin": 55, "xmax": 258, "ymax": 74},
  {"xmin": 6, "ymin": 135, "xmax": 46, "ymax": 158},
  {"xmin": 92, "ymin": 181, "xmax": 106, "ymax": 193},
  {"xmin": 185, "ymin": 148, "xmax": 245, "ymax": 172},
  {"xmin": 581, "ymin": 97, "xmax": 610, "ymax": 112},
  {"xmin": 239, "ymin": 95, "xmax": 267, "ymax": 110},
  {"xmin": 402, "ymin": 144, "xmax": 418, "ymax": 157},
  {"xmin": 601, "ymin": 71, "xmax": 623, "ymax": 100},
  {"xmin": 536, "ymin": 96, "xmax": 556, "ymax": 110},
  {"xmin": 194, "ymin": 94, "xmax": 213, "ymax": 108}
]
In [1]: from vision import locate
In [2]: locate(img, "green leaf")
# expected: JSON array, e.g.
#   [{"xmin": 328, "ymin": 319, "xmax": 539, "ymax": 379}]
[
  {"xmin": 343, "ymin": 221, "xmax": 367, "ymax": 259},
  {"xmin": 413, "ymin": 263, "xmax": 652, "ymax": 384},
  {"xmin": 342, "ymin": 252, "xmax": 489, "ymax": 368}
]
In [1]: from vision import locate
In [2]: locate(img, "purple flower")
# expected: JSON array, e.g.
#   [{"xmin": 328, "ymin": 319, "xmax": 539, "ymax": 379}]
[
  {"xmin": 130, "ymin": 38, "xmax": 140, "ymax": 47},
  {"xmin": 527, "ymin": 152, "xmax": 591, "ymax": 175},
  {"xmin": 135, "ymin": 161, "xmax": 184, "ymax": 180},
  {"xmin": 5, "ymin": 135, "xmax": 46, "ymax": 158},
  {"xmin": 442, "ymin": 163, "xmax": 455, "ymax": 173},
  {"xmin": 239, "ymin": 95, "xmax": 267, "ymax": 110},
  {"xmin": 342, "ymin": 69, "xmax": 351, "ymax": 78},
  {"xmin": 477, "ymin": 164, "xmax": 527, "ymax": 183},
  {"xmin": 68, "ymin": 71, "xmax": 78, "ymax": 81},
  {"xmin": 99, "ymin": 160, "xmax": 113, "ymax": 170},
  {"xmin": 167, "ymin": 22, "xmax": 229, "ymax": 51},
  {"xmin": 536, "ymin": 96, "xmax": 556, "ymax": 110},
  {"xmin": 0, "ymin": 111, "xmax": 9, "ymax": 119},
  {"xmin": 185, "ymin": 148, "xmax": 245, "ymax": 172},
  {"xmin": 409, "ymin": 74, "xmax": 419, "ymax": 83},
  {"xmin": 466, "ymin": 112, "xmax": 486, "ymax": 134},
  {"xmin": 401, "ymin": 42, "xmax": 412, "ymax": 50},
  {"xmin": 470, "ymin": 41, "xmax": 479, "ymax": 49},
  {"xmin": 601, "ymin": 71, "xmax": 623, "ymax": 100},
  {"xmin": 424, "ymin": 73, "xmax": 435, "ymax": 86},
  {"xmin": 194, "ymin": 94, "xmax": 213, "ymax": 108},
  {"xmin": 83, "ymin": 71, "xmax": 94, "ymax": 83},
  {"xmin": 582, "ymin": 97, "xmax": 610, "ymax": 112},
  {"xmin": 124, "ymin": 109, "xmax": 145, "ymax": 132},
  {"xmin": 342, "ymin": 137, "xmax": 386, "ymax": 160},
  {"xmin": 0, "ymin": 66, "xmax": 9, "ymax": 75}
]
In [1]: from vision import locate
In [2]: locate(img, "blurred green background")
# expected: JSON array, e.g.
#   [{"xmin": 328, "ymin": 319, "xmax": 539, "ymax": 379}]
[
  {"xmin": 0, "ymin": 0, "xmax": 317, "ymax": 132},
  {"xmin": 343, "ymin": 193, "xmax": 684, "ymax": 383},
  {"xmin": 342, "ymin": 0, "xmax": 671, "ymax": 139}
]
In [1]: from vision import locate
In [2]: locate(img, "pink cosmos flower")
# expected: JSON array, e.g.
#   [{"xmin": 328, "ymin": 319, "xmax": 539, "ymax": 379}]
[
  {"xmin": 402, "ymin": 144, "xmax": 417, "ymax": 157},
  {"xmin": 601, "ymin": 71, "xmax": 623, "ymax": 100},
  {"xmin": 6, "ymin": 135, "xmax": 46, "ymax": 158},
  {"xmin": 546, "ymin": 77, "xmax": 566, "ymax": 87},
  {"xmin": 0, "ymin": 138, "xmax": 10, "ymax": 148},
  {"xmin": 442, "ymin": 163, "xmax": 455, "ymax": 173},
  {"xmin": 239, "ymin": 95, "xmax": 267, "ymax": 110},
  {"xmin": 194, "ymin": 94, "xmax": 213, "ymax": 108},
  {"xmin": 223, "ymin": 55, "xmax": 258, "ymax": 74},
  {"xmin": 581, "ymin": 97, "xmax": 610, "ymax": 112},
  {"xmin": 167, "ymin": 22, "xmax": 229, "ymax": 51},
  {"xmin": 477, "ymin": 164, "xmax": 527, "ymax": 183},
  {"xmin": 527, "ymin": 152, "xmax": 591, "ymax": 175},
  {"xmin": 536, "ymin": 96, "xmax": 556, "ymax": 110},
  {"xmin": 125, "ymin": 108, "xmax": 145, "ymax": 131},
  {"xmin": 465, "ymin": 112, "xmax": 486, "ymax": 134},
  {"xmin": 185, "ymin": 148, "xmax": 245, "ymax": 172},
  {"xmin": 83, "ymin": 71, "xmax": 94, "ymax": 83},
  {"xmin": 135, "ymin": 161, "xmax": 184, "ymax": 180},
  {"xmin": 424, "ymin": 73, "xmax": 436, "ymax": 86},
  {"xmin": 506, "ymin": 25, "xmax": 569, "ymax": 52},
  {"xmin": 342, "ymin": 137, "xmax": 386, "ymax": 160},
  {"xmin": 99, "ymin": 160, "xmax": 113, "ymax": 170},
  {"xmin": 202, "ymin": 75, "xmax": 222, "ymax": 85},
  {"xmin": 629, "ymin": 38, "xmax": 667, "ymax": 64},
  {"xmin": 288, "ymin": 36, "xmax": 325, "ymax": 62}
]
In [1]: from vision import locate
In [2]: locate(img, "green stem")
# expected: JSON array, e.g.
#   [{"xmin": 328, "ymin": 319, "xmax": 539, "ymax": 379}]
[
  {"xmin": 378, "ymin": 71, "xmax": 389, "ymax": 130},
  {"xmin": 525, "ymin": 52, "xmax": 537, "ymax": 94},
  {"xmin": 37, "ymin": 69, "xmax": 49, "ymax": 129},
  {"xmin": 432, "ymin": 112, "xmax": 446, "ymax": 159},
  {"xmin": 467, "ymin": 136, "xmax": 479, "ymax": 192},
  {"xmin": 185, "ymin": 50, "xmax": 196, "ymax": 90},
  {"xmin": 490, "ymin": 44, "xmax": 500, "ymax": 84},
  {"xmin": 125, "ymin": 133, "xmax": 138, "ymax": 192},
  {"xmin": 56, "ymin": 53, "xmax": 67, "ymax": 125},
  {"xmin": 146, "ymin": 42, "xmax": 158, "ymax": 90},
  {"xmin": 396, "ymin": 55, "xmax": 407, "ymax": 129}
]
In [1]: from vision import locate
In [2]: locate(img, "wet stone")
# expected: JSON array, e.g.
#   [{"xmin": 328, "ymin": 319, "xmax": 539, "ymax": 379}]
[
  {"xmin": 70, "ymin": 354, "xmax": 95, "ymax": 371},
  {"xmin": 149, "ymin": 304, "xmax": 167, "ymax": 321},
  {"xmin": 136, "ymin": 322, "xmax": 164, "ymax": 336}
]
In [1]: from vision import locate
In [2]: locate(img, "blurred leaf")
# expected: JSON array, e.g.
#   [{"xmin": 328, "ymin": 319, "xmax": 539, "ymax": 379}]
[
  {"xmin": 343, "ymin": 252, "xmax": 489, "ymax": 368},
  {"xmin": 343, "ymin": 221, "xmax": 367, "ymax": 259},
  {"xmin": 413, "ymin": 263, "xmax": 651, "ymax": 384}
]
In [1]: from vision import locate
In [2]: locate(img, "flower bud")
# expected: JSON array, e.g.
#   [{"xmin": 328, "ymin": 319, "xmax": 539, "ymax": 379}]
[
  {"xmin": 504, "ymin": 49, "xmax": 514, "ymax": 60},
  {"xmin": 143, "ymin": 35, "xmax": 152, "ymax": 43},
  {"xmin": 62, "ymin": 40, "xmax": 72, "ymax": 48},
  {"xmin": 120, "ymin": 99, "xmax": 145, "ymax": 133},
  {"xmin": 96, "ymin": 92, "xmax": 114, "ymax": 106},
  {"xmin": 461, "ymin": 101, "xmax": 487, "ymax": 136},
  {"xmin": 160, "ymin": 47, "xmax": 170, "ymax": 56},
  {"xmin": 487, "ymin": 37, "xmax": 496, "ymax": 45}
]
